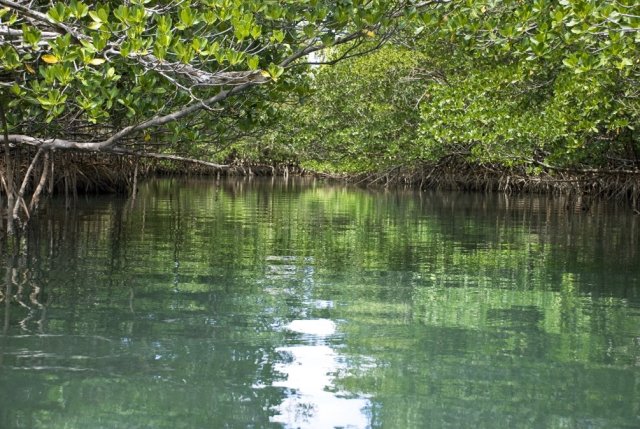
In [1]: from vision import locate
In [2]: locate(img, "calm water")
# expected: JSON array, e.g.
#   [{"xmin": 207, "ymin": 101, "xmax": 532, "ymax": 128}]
[{"xmin": 1, "ymin": 178, "xmax": 639, "ymax": 428}]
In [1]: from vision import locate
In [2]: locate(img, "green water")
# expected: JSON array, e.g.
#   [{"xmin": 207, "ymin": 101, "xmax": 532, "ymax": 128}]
[{"xmin": 1, "ymin": 178, "xmax": 639, "ymax": 428}]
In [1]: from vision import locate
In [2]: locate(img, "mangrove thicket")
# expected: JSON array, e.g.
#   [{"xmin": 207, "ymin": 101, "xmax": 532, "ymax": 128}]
[{"xmin": 1, "ymin": 0, "xmax": 640, "ymax": 234}]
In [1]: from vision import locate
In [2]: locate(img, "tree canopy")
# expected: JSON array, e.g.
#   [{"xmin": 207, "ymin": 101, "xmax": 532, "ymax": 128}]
[
  {"xmin": 277, "ymin": 0, "xmax": 639, "ymax": 176},
  {"xmin": 0, "ymin": 0, "xmax": 424, "ymax": 153},
  {"xmin": 2, "ymin": 0, "xmax": 638, "ymax": 168},
  {"xmin": 419, "ymin": 0, "xmax": 640, "ymax": 169}
]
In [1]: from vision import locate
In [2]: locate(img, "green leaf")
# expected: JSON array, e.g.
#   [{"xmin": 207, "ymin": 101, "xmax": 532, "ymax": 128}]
[
  {"xmin": 88, "ymin": 11, "xmax": 102, "ymax": 23},
  {"xmin": 113, "ymin": 5, "xmax": 130, "ymax": 23},
  {"xmin": 21, "ymin": 24, "xmax": 41, "ymax": 47},
  {"xmin": 303, "ymin": 24, "xmax": 316, "ymax": 38},
  {"xmin": 247, "ymin": 55, "xmax": 259, "ymax": 70},
  {"xmin": 10, "ymin": 82, "xmax": 24, "ymax": 96},
  {"xmin": 616, "ymin": 58, "xmax": 633, "ymax": 69},
  {"xmin": 68, "ymin": 0, "xmax": 88, "ymax": 18},
  {"xmin": 267, "ymin": 63, "xmax": 284, "ymax": 81},
  {"xmin": 179, "ymin": 6, "xmax": 194, "ymax": 28},
  {"xmin": 97, "ymin": 6, "xmax": 109, "ymax": 22},
  {"xmin": 250, "ymin": 25, "xmax": 262, "ymax": 40},
  {"xmin": 271, "ymin": 29, "xmax": 285, "ymax": 44},
  {"xmin": 47, "ymin": 3, "xmax": 67, "ymax": 22}
]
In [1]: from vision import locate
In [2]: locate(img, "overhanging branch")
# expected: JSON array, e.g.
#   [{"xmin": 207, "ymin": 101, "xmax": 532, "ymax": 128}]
[
  {"xmin": 110, "ymin": 148, "xmax": 229, "ymax": 170},
  {"xmin": 3, "ymin": 1, "xmax": 430, "ymax": 152}
]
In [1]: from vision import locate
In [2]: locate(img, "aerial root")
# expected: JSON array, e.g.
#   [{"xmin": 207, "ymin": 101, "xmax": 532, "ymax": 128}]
[{"xmin": 345, "ymin": 161, "xmax": 640, "ymax": 210}]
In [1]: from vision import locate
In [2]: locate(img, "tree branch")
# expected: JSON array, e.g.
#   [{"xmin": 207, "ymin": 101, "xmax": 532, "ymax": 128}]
[
  {"xmin": 2, "ymin": 1, "xmax": 428, "ymax": 154},
  {"xmin": 110, "ymin": 148, "xmax": 229, "ymax": 170},
  {"xmin": 528, "ymin": 158, "xmax": 640, "ymax": 175},
  {"xmin": 0, "ymin": 0, "xmax": 81, "ymax": 40}
]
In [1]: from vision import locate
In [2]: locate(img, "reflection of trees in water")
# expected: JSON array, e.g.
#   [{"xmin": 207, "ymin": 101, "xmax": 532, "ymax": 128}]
[
  {"xmin": 2, "ymin": 252, "xmax": 48, "ymax": 336},
  {"xmin": 0, "ymin": 196, "xmax": 289, "ymax": 428},
  {"xmin": 1, "ymin": 178, "xmax": 639, "ymax": 428}
]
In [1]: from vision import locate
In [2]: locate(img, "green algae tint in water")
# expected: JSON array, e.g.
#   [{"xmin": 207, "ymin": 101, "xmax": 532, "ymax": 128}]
[{"xmin": 0, "ymin": 177, "xmax": 639, "ymax": 429}]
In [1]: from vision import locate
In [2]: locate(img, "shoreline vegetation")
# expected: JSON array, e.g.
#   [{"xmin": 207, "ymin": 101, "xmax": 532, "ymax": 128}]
[
  {"xmin": 1, "ymin": 1, "xmax": 639, "ymax": 232},
  {"xmin": 1, "ymin": 148, "xmax": 638, "ymax": 218}
]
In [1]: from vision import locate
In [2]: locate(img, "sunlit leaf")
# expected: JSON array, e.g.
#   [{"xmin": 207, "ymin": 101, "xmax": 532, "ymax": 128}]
[{"xmin": 41, "ymin": 54, "xmax": 59, "ymax": 64}]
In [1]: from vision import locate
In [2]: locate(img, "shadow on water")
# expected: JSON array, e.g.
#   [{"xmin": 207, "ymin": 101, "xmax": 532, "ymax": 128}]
[{"xmin": 0, "ymin": 177, "xmax": 638, "ymax": 428}]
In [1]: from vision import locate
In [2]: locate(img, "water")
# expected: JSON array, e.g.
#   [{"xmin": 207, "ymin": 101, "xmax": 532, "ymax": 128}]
[{"xmin": 1, "ymin": 177, "xmax": 639, "ymax": 428}]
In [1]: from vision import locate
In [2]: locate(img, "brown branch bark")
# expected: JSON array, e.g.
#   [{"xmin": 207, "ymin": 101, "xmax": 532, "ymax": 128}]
[
  {"xmin": 29, "ymin": 150, "xmax": 50, "ymax": 212},
  {"xmin": 12, "ymin": 148, "xmax": 43, "ymax": 220},
  {"xmin": 111, "ymin": 148, "xmax": 228, "ymax": 170}
]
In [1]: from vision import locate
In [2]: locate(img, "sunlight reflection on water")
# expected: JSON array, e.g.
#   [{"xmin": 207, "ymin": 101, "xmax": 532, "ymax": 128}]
[{"xmin": 271, "ymin": 319, "xmax": 371, "ymax": 429}]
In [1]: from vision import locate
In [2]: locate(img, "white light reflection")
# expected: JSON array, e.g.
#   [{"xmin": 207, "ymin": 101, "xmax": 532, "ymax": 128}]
[{"xmin": 270, "ymin": 319, "xmax": 370, "ymax": 429}]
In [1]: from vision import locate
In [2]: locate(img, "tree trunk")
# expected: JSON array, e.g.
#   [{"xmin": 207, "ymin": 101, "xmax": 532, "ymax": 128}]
[
  {"xmin": 12, "ymin": 148, "xmax": 43, "ymax": 221},
  {"xmin": 130, "ymin": 158, "xmax": 139, "ymax": 208},
  {"xmin": 0, "ymin": 93, "xmax": 15, "ymax": 235},
  {"xmin": 29, "ymin": 151, "xmax": 50, "ymax": 212}
]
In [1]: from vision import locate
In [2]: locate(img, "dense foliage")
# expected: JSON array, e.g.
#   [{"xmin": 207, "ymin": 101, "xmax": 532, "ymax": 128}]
[
  {"xmin": 278, "ymin": 45, "xmax": 428, "ymax": 173},
  {"xmin": 2, "ymin": 1, "xmax": 637, "ymax": 168},
  {"xmin": 275, "ymin": 0, "xmax": 640, "ymax": 174},
  {"xmin": 420, "ymin": 0, "xmax": 640, "ymax": 170},
  {"xmin": 0, "ymin": 0, "xmax": 414, "ymax": 150},
  {"xmin": 1, "ymin": 0, "xmax": 639, "ymax": 231}
]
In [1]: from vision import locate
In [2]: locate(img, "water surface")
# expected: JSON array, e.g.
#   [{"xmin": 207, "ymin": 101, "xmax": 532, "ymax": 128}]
[{"xmin": 1, "ymin": 178, "xmax": 639, "ymax": 428}]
